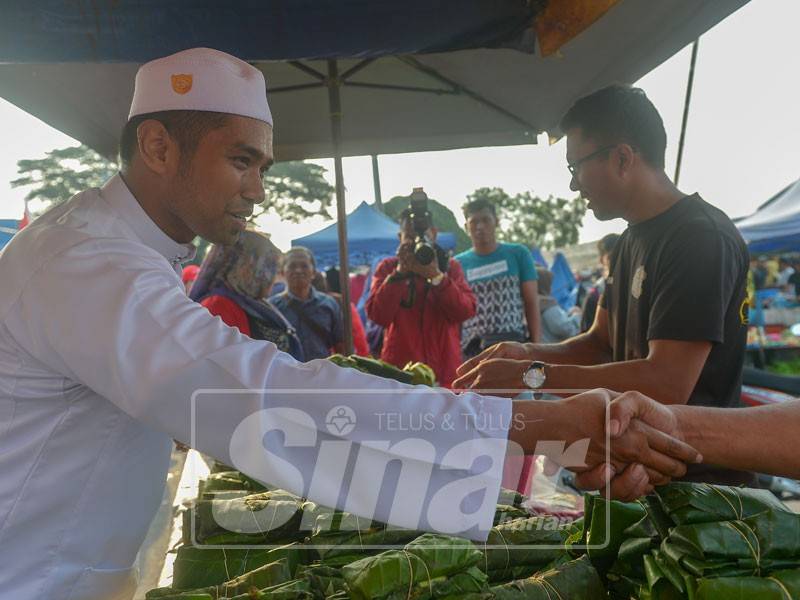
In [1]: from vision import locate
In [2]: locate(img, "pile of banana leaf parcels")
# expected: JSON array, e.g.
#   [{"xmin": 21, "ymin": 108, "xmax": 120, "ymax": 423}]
[{"xmin": 146, "ymin": 466, "xmax": 800, "ymax": 600}]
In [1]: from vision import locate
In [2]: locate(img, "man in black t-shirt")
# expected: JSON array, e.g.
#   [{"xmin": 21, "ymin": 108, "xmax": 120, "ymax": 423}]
[{"xmin": 454, "ymin": 84, "xmax": 752, "ymax": 489}]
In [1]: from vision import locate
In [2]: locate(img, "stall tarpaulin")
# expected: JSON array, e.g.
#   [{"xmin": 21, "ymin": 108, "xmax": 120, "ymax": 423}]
[
  {"xmin": 0, "ymin": 219, "xmax": 18, "ymax": 251},
  {"xmin": 0, "ymin": 1, "xmax": 749, "ymax": 161},
  {"xmin": 735, "ymin": 178, "xmax": 800, "ymax": 254}
]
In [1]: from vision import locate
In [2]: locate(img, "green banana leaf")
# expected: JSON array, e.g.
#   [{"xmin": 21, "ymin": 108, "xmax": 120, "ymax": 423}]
[
  {"xmin": 479, "ymin": 516, "xmax": 568, "ymax": 581},
  {"xmin": 185, "ymin": 492, "xmax": 311, "ymax": 545},
  {"xmin": 492, "ymin": 505, "xmax": 530, "ymax": 526},
  {"xmin": 654, "ymin": 483, "xmax": 791, "ymax": 526},
  {"xmin": 695, "ymin": 568, "xmax": 800, "ymax": 599},
  {"xmin": 664, "ymin": 510, "xmax": 800, "ymax": 575},
  {"xmin": 496, "ymin": 488, "xmax": 525, "ymax": 508},
  {"xmin": 171, "ymin": 542, "xmax": 310, "ymax": 589},
  {"xmin": 227, "ymin": 578, "xmax": 315, "ymax": 599},
  {"xmin": 489, "ymin": 555, "xmax": 607, "ymax": 600},
  {"xmin": 342, "ymin": 533, "xmax": 483, "ymax": 600},
  {"xmin": 146, "ymin": 559, "xmax": 292, "ymax": 599},
  {"xmin": 199, "ymin": 471, "xmax": 268, "ymax": 495},
  {"xmin": 307, "ymin": 510, "xmax": 423, "ymax": 566},
  {"xmin": 295, "ymin": 563, "xmax": 348, "ymax": 597},
  {"xmin": 582, "ymin": 495, "xmax": 648, "ymax": 574},
  {"xmin": 641, "ymin": 552, "xmax": 684, "ymax": 600}
]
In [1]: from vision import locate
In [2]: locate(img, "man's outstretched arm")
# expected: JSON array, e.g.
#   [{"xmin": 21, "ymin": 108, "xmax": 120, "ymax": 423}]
[{"xmin": 583, "ymin": 391, "xmax": 800, "ymax": 480}]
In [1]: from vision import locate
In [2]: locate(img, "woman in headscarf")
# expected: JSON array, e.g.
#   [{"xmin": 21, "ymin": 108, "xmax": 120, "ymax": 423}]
[{"xmin": 190, "ymin": 230, "xmax": 304, "ymax": 360}]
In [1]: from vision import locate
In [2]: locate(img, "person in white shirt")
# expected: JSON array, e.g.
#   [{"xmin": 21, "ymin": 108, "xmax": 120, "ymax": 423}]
[{"xmin": 0, "ymin": 48, "xmax": 699, "ymax": 600}]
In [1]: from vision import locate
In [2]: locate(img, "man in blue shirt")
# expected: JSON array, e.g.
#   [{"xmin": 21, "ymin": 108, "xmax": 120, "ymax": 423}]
[
  {"xmin": 270, "ymin": 247, "xmax": 344, "ymax": 360},
  {"xmin": 456, "ymin": 199, "xmax": 540, "ymax": 358}
]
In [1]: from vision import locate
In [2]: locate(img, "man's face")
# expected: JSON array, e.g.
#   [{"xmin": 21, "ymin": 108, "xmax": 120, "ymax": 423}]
[
  {"xmin": 565, "ymin": 128, "xmax": 626, "ymax": 221},
  {"xmin": 284, "ymin": 253, "xmax": 314, "ymax": 291},
  {"xmin": 167, "ymin": 116, "xmax": 274, "ymax": 245},
  {"xmin": 465, "ymin": 207, "xmax": 497, "ymax": 246}
]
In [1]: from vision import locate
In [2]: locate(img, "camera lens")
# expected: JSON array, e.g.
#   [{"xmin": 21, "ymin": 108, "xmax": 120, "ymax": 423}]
[{"xmin": 414, "ymin": 241, "xmax": 435, "ymax": 266}]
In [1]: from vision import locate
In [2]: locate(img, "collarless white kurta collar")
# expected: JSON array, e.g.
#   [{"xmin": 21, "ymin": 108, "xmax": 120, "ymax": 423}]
[{"xmin": 101, "ymin": 173, "xmax": 196, "ymax": 266}]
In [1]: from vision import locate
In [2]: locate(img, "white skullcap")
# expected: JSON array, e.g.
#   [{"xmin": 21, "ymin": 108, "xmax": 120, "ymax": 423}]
[{"xmin": 128, "ymin": 47, "xmax": 272, "ymax": 125}]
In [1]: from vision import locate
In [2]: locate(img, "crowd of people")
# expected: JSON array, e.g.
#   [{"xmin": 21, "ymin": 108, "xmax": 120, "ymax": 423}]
[{"xmin": 2, "ymin": 46, "xmax": 799, "ymax": 599}]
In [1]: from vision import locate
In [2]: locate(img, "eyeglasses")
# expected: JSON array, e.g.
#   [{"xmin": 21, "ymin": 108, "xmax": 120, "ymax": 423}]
[{"xmin": 566, "ymin": 144, "xmax": 616, "ymax": 177}]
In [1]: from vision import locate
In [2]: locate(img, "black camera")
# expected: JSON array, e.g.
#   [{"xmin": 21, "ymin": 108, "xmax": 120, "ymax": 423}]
[{"xmin": 408, "ymin": 188, "xmax": 435, "ymax": 266}]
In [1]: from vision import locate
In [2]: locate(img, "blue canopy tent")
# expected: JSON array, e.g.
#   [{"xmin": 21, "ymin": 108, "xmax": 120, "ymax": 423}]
[
  {"xmin": 736, "ymin": 178, "xmax": 800, "ymax": 254},
  {"xmin": 530, "ymin": 247, "xmax": 549, "ymax": 269},
  {"xmin": 292, "ymin": 201, "xmax": 455, "ymax": 269},
  {"xmin": 0, "ymin": 220, "xmax": 18, "ymax": 251},
  {"xmin": 550, "ymin": 252, "xmax": 578, "ymax": 310}
]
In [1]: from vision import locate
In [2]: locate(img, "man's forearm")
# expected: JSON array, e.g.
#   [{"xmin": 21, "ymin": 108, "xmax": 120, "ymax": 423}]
[
  {"xmin": 673, "ymin": 401, "xmax": 800, "ymax": 479},
  {"xmin": 543, "ymin": 360, "xmax": 690, "ymax": 404},
  {"xmin": 524, "ymin": 331, "xmax": 611, "ymax": 366}
]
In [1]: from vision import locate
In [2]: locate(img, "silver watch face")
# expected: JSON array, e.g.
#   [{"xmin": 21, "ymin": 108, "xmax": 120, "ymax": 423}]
[{"xmin": 523, "ymin": 366, "xmax": 545, "ymax": 389}]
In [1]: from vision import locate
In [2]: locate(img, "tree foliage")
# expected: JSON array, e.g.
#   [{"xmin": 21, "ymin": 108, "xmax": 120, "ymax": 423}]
[
  {"xmin": 11, "ymin": 144, "xmax": 335, "ymax": 224},
  {"xmin": 11, "ymin": 146, "xmax": 118, "ymax": 208},
  {"xmin": 465, "ymin": 187, "xmax": 585, "ymax": 251}
]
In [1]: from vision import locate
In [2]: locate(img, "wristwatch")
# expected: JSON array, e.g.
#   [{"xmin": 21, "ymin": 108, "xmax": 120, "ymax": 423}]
[{"xmin": 522, "ymin": 361, "xmax": 547, "ymax": 389}]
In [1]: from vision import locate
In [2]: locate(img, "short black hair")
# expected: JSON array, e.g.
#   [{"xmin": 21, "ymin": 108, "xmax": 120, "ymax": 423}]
[
  {"xmin": 559, "ymin": 84, "xmax": 667, "ymax": 169},
  {"xmin": 461, "ymin": 198, "xmax": 497, "ymax": 220},
  {"xmin": 597, "ymin": 233, "xmax": 620, "ymax": 256},
  {"xmin": 118, "ymin": 110, "xmax": 230, "ymax": 169}
]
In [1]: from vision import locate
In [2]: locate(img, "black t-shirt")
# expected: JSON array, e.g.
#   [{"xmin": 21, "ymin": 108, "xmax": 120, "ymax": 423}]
[{"xmin": 601, "ymin": 194, "xmax": 752, "ymax": 484}]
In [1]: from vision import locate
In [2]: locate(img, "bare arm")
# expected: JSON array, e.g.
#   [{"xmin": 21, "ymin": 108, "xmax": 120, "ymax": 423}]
[
  {"xmin": 598, "ymin": 392, "xmax": 800, "ymax": 480},
  {"xmin": 520, "ymin": 280, "xmax": 541, "ymax": 343},
  {"xmin": 455, "ymin": 335, "xmax": 710, "ymax": 403},
  {"xmin": 673, "ymin": 401, "xmax": 800, "ymax": 478}
]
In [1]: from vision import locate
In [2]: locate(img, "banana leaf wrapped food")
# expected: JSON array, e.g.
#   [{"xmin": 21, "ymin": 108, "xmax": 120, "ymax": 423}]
[
  {"xmin": 341, "ymin": 533, "xmax": 488, "ymax": 600},
  {"xmin": 662, "ymin": 510, "xmax": 800, "ymax": 578},
  {"xmin": 653, "ymin": 482, "xmax": 791, "ymax": 526},
  {"xmin": 479, "ymin": 516, "xmax": 570, "ymax": 583},
  {"xmin": 146, "ymin": 559, "xmax": 292, "ymax": 599},
  {"xmin": 490, "ymin": 555, "xmax": 607, "ymax": 600},
  {"xmin": 694, "ymin": 568, "xmax": 800, "ymax": 599},
  {"xmin": 184, "ymin": 490, "xmax": 312, "ymax": 545}
]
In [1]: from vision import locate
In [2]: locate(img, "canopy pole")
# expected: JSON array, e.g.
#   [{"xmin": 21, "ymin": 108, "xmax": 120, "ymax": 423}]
[
  {"xmin": 371, "ymin": 154, "xmax": 383, "ymax": 210},
  {"xmin": 327, "ymin": 59, "xmax": 354, "ymax": 355},
  {"xmin": 674, "ymin": 39, "xmax": 699, "ymax": 186}
]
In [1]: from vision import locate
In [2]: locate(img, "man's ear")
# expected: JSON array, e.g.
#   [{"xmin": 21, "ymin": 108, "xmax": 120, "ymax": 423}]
[
  {"xmin": 137, "ymin": 119, "xmax": 180, "ymax": 176},
  {"xmin": 617, "ymin": 143, "xmax": 636, "ymax": 176}
]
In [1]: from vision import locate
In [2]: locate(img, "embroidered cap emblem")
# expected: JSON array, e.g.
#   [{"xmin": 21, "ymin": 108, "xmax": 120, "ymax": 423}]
[
  {"xmin": 631, "ymin": 265, "xmax": 646, "ymax": 299},
  {"xmin": 171, "ymin": 74, "xmax": 193, "ymax": 95}
]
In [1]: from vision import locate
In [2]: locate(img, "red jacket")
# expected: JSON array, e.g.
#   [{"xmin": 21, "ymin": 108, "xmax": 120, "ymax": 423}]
[{"xmin": 366, "ymin": 257, "xmax": 476, "ymax": 387}]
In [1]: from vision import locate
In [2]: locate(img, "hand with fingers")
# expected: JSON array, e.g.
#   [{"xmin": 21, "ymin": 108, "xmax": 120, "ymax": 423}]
[
  {"xmin": 453, "ymin": 342, "xmax": 534, "ymax": 394},
  {"xmin": 515, "ymin": 389, "xmax": 702, "ymax": 502},
  {"xmin": 573, "ymin": 390, "xmax": 698, "ymax": 500}
]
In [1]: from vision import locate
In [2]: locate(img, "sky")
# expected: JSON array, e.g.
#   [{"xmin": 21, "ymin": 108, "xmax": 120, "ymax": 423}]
[{"xmin": 1, "ymin": 0, "xmax": 799, "ymax": 251}]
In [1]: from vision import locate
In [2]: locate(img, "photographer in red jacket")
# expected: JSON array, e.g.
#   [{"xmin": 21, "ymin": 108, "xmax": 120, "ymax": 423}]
[{"xmin": 366, "ymin": 189, "xmax": 476, "ymax": 387}]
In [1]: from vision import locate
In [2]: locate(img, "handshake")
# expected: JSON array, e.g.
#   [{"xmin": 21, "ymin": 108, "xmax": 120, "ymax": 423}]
[{"xmin": 507, "ymin": 388, "xmax": 701, "ymax": 502}]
